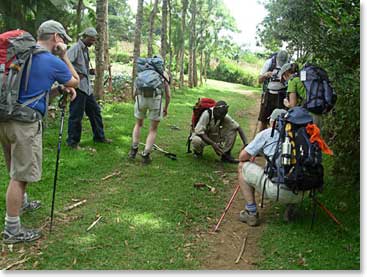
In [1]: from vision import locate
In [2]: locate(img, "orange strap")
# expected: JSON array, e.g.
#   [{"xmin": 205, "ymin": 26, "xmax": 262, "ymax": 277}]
[{"xmin": 306, "ymin": 124, "xmax": 334, "ymax": 155}]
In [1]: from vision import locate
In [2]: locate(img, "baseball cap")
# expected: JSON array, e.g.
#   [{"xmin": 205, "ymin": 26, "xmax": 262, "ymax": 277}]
[
  {"xmin": 269, "ymin": 108, "xmax": 287, "ymax": 121},
  {"xmin": 79, "ymin": 27, "xmax": 98, "ymax": 38},
  {"xmin": 37, "ymin": 20, "xmax": 72, "ymax": 42},
  {"xmin": 279, "ymin": 63, "xmax": 292, "ymax": 78}
]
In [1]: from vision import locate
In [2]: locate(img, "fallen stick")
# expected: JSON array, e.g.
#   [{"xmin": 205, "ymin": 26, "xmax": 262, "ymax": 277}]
[
  {"xmin": 235, "ymin": 234, "xmax": 248, "ymax": 264},
  {"xmin": 101, "ymin": 171, "xmax": 121, "ymax": 181},
  {"xmin": 64, "ymin": 199, "xmax": 87, "ymax": 212},
  {"xmin": 86, "ymin": 216, "xmax": 103, "ymax": 232},
  {"xmin": 3, "ymin": 257, "xmax": 30, "ymax": 270}
]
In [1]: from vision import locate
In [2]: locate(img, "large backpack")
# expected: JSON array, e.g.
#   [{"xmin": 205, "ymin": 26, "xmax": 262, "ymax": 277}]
[
  {"xmin": 135, "ymin": 56, "xmax": 169, "ymax": 98},
  {"xmin": 265, "ymin": 107, "xmax": 324, "ymax": 198},
  {"xmin": 300, "ymin": 64, "xmax": 337, "ymax": 115},
  {"xmin": 186, "ymin": 98, "xmax": 216, "ymax": 153},
  {"xmin": 0, "ymin": 30, "xmax": 48, "ymax": 122}
]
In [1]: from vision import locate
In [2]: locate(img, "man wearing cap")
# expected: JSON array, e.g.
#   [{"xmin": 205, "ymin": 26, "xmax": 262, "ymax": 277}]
[
  {"xmin": 190, "ymin": 101, "xmax": 248, "ymax": 163},
  {"xmin": 66, "ymin": 27, "xmax": 111, "ymax": 149},
  {"xmin": 257, "ymin": 50, "xmax": 289, "ymax": 132},
  {"xmin": 1, "ymin": 20, "xmax": 79, "ymax": 243},
  {"xmin": 237, "ymin": 108, "xmax": 303, "ymax": 227}
]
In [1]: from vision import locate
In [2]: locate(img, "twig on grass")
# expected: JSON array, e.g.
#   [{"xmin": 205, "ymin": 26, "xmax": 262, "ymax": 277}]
[
  {"xmin": 3, "ymin": 256, "xmax": 30, "ymax": 270},
  {"xmin": 64, "ymin": 200, "xmax": 87, "ymax": 212},
  {"xmin": 86, "ymin": 216, "xmax": 103, "ymax": 232},
  {"xmin": 101, "ymin": 171, "xmax": 121, "ymax": 181}
]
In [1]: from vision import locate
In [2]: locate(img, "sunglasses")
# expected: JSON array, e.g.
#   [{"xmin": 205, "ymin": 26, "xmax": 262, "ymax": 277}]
[{"xmin": 57, "ymin": 33, "xmax": 68, "ymax": 44}]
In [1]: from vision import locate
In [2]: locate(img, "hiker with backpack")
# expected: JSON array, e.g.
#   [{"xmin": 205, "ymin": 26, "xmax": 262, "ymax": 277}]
[
  {"xmin": 0, "ymin": 20, "xmax": 79, "ymax": 243},
  {"xmin": 237, "ymin": 107, "xmax": 333, "ymax": 226},
  {"xmin": 280, "ymin": 62, "xmax": 337, "ymax": 127},
  {"xmin": 66, "ymin": 27, "xmax": 112, "ymax": 149},
  {"xmin": 128, "ymin": 56, "xmax": 171, "ymax": 164},
  {"xmin": 190, "ymin": 100, "xmax": 247, "ymax": 163},
  {"xmin": 257, "ymin": 50, "xmax": 289, "ymax": 132}
]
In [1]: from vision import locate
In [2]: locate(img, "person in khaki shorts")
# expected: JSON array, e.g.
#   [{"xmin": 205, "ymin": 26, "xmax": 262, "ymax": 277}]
[
  {"xmin": 237, "ymin": 109, "xmax": 304, "ymax": 227},
  {"xmin": 128, "ymin": 71, "xmax": 171, "ymax": 164},
  {"xmin": 190, "ymin": 101, "xmax": 248, "ymax": 163},
  {"xmin": 0, "ymin": 20, "xmax": 79, "ymax": 244}
]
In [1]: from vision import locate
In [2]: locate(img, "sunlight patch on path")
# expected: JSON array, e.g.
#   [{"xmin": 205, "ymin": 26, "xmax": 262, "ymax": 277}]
[{"xmin": 206, "ymin": 79, "xmax": 256, "ymax": 96}]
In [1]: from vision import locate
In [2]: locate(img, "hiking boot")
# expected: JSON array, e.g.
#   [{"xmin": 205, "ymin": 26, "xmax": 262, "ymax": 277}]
[
  {"xmin": 20, "ymin": 200, "xmax": 41, "ymax": 214},
  {"xmin": 283, "ymin": 204, "xmax": 298, "ymax": 223},
  {"xmin": 193, "ymin": 151, "xmax": 203, "ymax": 159},
  {"xmin": 128, "ymin": 147, "xmax": 138, "ymax": 159},
  {"xmin": 221, "ymin": 152, "xmax": 239, "ymax": 164},
  {"xmin": 3, "ymin": 227, "xmax": 41, "ymax": 244},
  {"xmin": 94, "ymin": 138, "xmax": 112, "ymax": 144},
  {"xmin": 67, "ymin": 143, "xmax": 81, "ymax": 150},
  {"xmin": 239, "ymin": 210, "xmax": 260, "ymax": 226},
  {"xmin": 141, "ymin": 152, "xmax": 152, "ymax": 165}
]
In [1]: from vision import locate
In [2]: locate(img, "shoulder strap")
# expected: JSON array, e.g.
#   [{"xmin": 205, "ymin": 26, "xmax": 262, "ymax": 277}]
[{"xmin": 150, "ymin": 62, "xmax": 170, "ymax": 84}]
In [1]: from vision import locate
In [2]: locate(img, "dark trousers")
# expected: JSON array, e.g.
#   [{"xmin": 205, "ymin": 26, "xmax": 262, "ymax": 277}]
[{"xmin": 67, "ymin": 89, "xmax": 105, "ymax": 145}]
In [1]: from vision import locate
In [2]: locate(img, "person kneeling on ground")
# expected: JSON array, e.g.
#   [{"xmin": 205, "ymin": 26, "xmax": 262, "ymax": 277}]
[
  {"xmin": 190, "ymin": 101, "xmax": 247, "ymax": 163},
  {"xmin": 237, "ymin": 108, "xmax": 303, "ymax": 226}
]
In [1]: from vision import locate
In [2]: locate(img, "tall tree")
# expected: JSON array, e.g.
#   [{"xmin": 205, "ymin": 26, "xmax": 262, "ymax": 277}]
[
  {"xmin": 132, "ymin": 0, "xmax": 145, "ymax": 97},
  {"xmin": 178, "ymin": 0, "xmax": 188, "ymax": 87},
  {"xmin": 160, "ymin": 0, "xmax": 168, "ymax": 61},
  {"xmin": 95, "ymin": 0, "xmax": 108, "ymax": 99},
  {"xmin": 188, "ymin": 0, "xmax": 197, "ymax": 87},
  {"xmin": 147, "ymin": 0, "xmax": 159, "ymax": 57},
  {"xmin": 75, "ymin": 0, "xmax": 84, "ymax": 40}
]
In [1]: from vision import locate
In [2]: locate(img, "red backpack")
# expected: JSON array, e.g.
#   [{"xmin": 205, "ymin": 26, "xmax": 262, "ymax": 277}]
[{"xmin": 187, "ymin": 98, "xmax": 216, "ymax": 153}]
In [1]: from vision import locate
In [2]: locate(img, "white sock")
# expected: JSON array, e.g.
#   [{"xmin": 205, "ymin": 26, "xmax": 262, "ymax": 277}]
[{"xmin": 5, "ymin": 214, "xmax": 21, "ymax": 234}]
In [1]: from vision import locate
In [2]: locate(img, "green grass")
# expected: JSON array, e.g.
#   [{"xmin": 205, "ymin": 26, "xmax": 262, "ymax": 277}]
[{"xmin": 0, "ymin": 81, "xmax": 256, "ymax": 269}]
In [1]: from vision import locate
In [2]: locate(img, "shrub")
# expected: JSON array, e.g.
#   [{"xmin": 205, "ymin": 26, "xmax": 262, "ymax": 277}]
[{"xmin": 111, "ymin": 52, "xmax": 131, "ymax": 64}]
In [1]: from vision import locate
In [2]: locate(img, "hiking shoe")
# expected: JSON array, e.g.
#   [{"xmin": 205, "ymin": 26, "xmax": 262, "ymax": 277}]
[
  {"xmin": 3, "ymin": 227, "xmax": 41, "ymax": 244},
  {"xmin": 193, "ymin": 151, "xmax": 203, "ymax": 159},
  {"xmin": 221, "ymin": 153, "xmax": 239, "ymax": 164},
  {"xmin": 67, "ymin": 143, "xmax": 81, "ymax": 150},
  {"xmin": 239, "ymin": 210, "xmax": 260, "ymax": 226},
  {"xmin": 128, "ymin": 147, "xmax": 138, "ymax": 159},
  {"xmin": 94, "ymin": 138, "xmax": 112, "ymax": 144},
  {"xmin": 20, "ymin": 200, "xmax": 41, "ymax": 214},
  {"xmin": 283, "ymin": 204, "xmax": 298, "ymax": 223},
  {"xmin": 141, "ymin": 152, "xmax": 152, "ymax": 165}
]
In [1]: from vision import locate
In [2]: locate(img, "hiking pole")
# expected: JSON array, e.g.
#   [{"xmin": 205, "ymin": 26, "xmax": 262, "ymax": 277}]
[
  {"xmin": 213, "ymin": 184, "xmax": 240, "ymax": 232},
  {"xmin": 315, "ymin": 198, "xmax": 342, "ymax": 226},
  {"xmin": 50, "ymin": 92, "xmax": 67, "ymax": 233},
  {"xmin": 139, "ymin": 142, "xmax": 177, "ymax": 160}
]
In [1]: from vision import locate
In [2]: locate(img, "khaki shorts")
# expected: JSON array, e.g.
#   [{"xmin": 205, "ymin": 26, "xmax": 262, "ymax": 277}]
[
  {"xmin": 134, "ymin": 95, "xmax": 163, "ymax": 121},
  {"xmin": 0, "ymin": 120, "xmax": 43, "ymax": 183},
  {"xmin": 242, "ymin": 162, "xmax": 304, "ymax": 204}
]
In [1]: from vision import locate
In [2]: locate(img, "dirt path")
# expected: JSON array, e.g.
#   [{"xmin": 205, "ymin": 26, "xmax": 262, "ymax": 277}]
[{"xmin": 198, "ymin": 85, "xmax": 270, "ymax": 269}]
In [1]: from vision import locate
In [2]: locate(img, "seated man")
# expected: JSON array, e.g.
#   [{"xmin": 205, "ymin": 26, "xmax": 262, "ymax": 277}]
[
  {"xmin": 237, "ymin": 108, "xmax": 303, "ymax": 226},
  {"xmin": 191, "ymin": 100, "xmax": 247, "ymax": 163}
]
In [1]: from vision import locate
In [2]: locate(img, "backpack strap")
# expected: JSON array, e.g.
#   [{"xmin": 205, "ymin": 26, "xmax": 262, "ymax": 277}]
[
  {"xmin": 149, "ymin": 62, "xmax": 170, "ymax": 84},
  {"xmin": 0, "ymin": 64, "xmax": 5, "ymax": 97}
]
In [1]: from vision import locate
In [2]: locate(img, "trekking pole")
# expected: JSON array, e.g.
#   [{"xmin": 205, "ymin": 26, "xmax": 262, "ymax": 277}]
[
  {"xmin": 213, "ymin": 184, "xmax": 240, "ymax": 232},
  {"xmin": 315, "ymin": 198, "xmax": 342, "ymax": 226},
  {"xmin": 139, "ymin": 142, "xmax": 177, "ymax": 160},
  {"xmin": 50, "ymin": 92, "xmax": 67, "ymax": 233}
]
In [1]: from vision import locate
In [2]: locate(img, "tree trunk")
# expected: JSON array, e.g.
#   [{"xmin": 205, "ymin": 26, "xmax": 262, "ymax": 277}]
[
  {"xmin": 199, "ymin": 49, "xmax": 203, "ymax": 85},
  {"xmin": 160, "ymin": 0, "xmax": 168, "ymax": 62},
  {"xmin": 131, "ymin": 0, "xmax": 144, "ymax": 99},
  {"xmin": 76, "ymin": 0, "xmax": 84, "ymax": 40},
  {"xmin": 168, "ymin": 0, "xmax": 173, "ymax": 77},
  {"xmin": 148, "ymin": 0, "xmax": 159, "ymax": 57},
  {"xmin": 95, "ymin": 0, "xmax": 108, "ymax": 100},
  {"xmin": 188, "ymin": 0, "xmax": 196, "ymax": 88},
  {"xmin": 104, "ymin": 0, "xmax": 109, "ymax": 70},
  {"xmin": 179, "ymin": 0, "xmax": 188, "ymax": 87}
]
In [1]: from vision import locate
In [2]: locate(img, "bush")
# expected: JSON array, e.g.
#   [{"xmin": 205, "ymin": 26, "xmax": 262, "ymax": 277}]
[
  {"xmin": 111, "ymin": 52, "xmax": 131, "ymax": 64},
  {"xmin": 207, "ymin": 60, "xmax": 258, "ymax": 87}
]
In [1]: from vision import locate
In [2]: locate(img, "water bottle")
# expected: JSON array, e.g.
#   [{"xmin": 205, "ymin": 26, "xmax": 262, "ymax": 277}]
[{"xmin": 281, "ymin": 137, "xmax": 292, "ymax": 166}]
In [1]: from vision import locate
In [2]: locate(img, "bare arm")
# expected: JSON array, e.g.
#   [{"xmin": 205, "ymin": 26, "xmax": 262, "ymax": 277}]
[
  {"xmin": 238, "ymin": 148, "xmax": 252, "ymax": 163},
  {"xmin": 237, "ymin": 126, "xmax": 248, "ymax": 146},
  {"xmin": 258, "ymin": 71, "xmax": 273, "ymax": 84}
]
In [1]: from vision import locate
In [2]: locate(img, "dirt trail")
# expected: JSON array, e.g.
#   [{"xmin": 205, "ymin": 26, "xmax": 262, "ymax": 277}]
[{"xmin": 198, "ymin": 86, "xmax": 270, "ymax": 270}]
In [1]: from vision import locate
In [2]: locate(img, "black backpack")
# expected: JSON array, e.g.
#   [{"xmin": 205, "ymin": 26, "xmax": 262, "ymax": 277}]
[
  {"xmin": 300, "ymin": 64, "xmax": 337, "ymax": 115},
  {"xmin": 265, "ymin": 107, "xmax": 324, "ymax": 198}
]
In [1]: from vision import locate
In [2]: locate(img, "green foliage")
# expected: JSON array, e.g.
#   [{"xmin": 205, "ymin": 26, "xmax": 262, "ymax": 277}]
[
  {"xmin": 111, "ymin": 52, "xmax": 131, "ymax": 64},
  {"xmin": 258, "ymin": 0, "xmax": 360, "ymax": 187},
  {"xmin": 207, "ymin": 59, "xmax": 258, "ymax": 87}
]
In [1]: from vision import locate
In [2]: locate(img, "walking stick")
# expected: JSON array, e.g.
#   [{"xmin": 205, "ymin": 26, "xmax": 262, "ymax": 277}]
[
  {"xmin": 50, "ymin": 92, "xmax": 67, "ymax": 233},
  {"xmin": 213, "ymin": 184, "xmax": 240, "ymax": 232}
]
